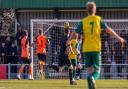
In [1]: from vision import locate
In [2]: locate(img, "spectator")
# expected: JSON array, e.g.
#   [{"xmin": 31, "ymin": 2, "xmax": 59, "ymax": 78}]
[
  {"xmin": 0, "ymin": 42, "xmax": 7, "ymax": 64},
  {"xmin": 114, "ymin": 41, "xmax": 124, "ymax": 77},
  {"xmin": 10, "ymin": 42, "xmax": 18, "ymax": 63},
  {"xmin": 102, "ymin": 41, "xmax": 111, "ymax": 79},
  {"xmin": 6, "ymin": 36, "xmax": 12, "ymax": 64},
  {"xmin": 6, "ymin": 36, "xmax": 12, "ymax": 47},
  {"xmin": 124, "ymin": 31, "xmax": 128, "ymax": 79},
  {"xmin": 9, "ymin": 42, "xmax": 18, "ymax": 73}
]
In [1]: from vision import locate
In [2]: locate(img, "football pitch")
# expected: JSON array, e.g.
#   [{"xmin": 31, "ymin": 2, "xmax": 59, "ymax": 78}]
[{"xmin": 0, "ymin": 80, "xmax": 128, "ymax": 89}]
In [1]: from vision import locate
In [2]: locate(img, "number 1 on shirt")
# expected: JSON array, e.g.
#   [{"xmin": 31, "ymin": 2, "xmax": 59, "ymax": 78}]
[{"xmin": 90, "ymin": 22, "xmax": 94, "ymax": 35}]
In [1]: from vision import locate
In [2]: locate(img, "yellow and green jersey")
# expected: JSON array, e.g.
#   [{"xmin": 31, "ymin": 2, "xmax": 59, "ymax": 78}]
[
  {"xmin": 75, "ymin": 15, "xmax": 107, "ymax": 52},
  {"xmin": 68, "ymin": 39, "xmax": 78, "ymax": 59}
]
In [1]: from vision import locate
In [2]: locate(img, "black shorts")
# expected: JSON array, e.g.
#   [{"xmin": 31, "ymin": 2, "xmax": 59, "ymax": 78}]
[
  {"xmin": 59, "ymin": 53, "xmax": 71, "ymax": 67},
  {"xmin": 38, "ymin": 53, "xmax": 46, "ymax": 62},
  {"xmin": 21, "ymin": 57, "xmax": 31, "ymax": 64}
]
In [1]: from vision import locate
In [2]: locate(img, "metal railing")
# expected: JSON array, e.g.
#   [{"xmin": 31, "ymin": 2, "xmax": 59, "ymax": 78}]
[
  {"xmin": 0, "ymin": 64, "xmax": 29, "ymax": 79},
  {"xmin": 0, "ymin": 63, "xmax": 128, "ymax": 79}
]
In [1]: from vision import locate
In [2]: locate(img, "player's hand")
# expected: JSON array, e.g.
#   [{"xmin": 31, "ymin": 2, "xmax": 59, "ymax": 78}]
[
  {"xmin": 65, "ymin": 48, "xmax": 69, "ymax": 54},
  {"xmin": 119, "ymin": 37, "xmax": 126, "ymax": 48},
  {"xmin": 77, "ymin": 50, "xmax": 80, "ymax": 55},
  {"xmin": 78, "ymin": 62, "xmax": 82, "ymax": 69},
  {"xmin": 27, "ymin": 54, "xmax": 30, "ymax": 59},
  {"xmin": 66, "ymin": 40, "xmax": 70, "ymax": 46},
  {"xmin": 43, "ymin": 49, "xmax": 46, "ymax": 54},
  {"xmin": 71, "ymin": 50, "xmax": 74, "ymax": 54},
  {"xmin": 47, "ymin": 39, "xmax": 50, "ymax": 44},
  {"xmin": 27, "ymin": 56, "xmax": 30, "ymax": 60}
]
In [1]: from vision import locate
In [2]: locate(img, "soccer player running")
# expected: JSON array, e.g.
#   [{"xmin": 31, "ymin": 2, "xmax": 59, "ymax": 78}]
[
  {"xmin": 36, "ymin": 29, "xmax": 47, "ymax": 78},
  {"xmin": 67, "ymin": 1, "xmax": 125, "ymax": 89},
  {"xmin": 17, "ymin": 30, "xmax": 33, "ymax": 80},
  {"xmin": 52, "ymin": 22, "xmax": 76, "ymax": 85}
]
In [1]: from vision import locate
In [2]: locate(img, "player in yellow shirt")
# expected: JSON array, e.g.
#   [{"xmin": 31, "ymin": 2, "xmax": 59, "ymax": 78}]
[
  {"xmin": 67, "ymin": 1, "xmax": 125, "ymax": 89},
  {"xmin": 68, "ymin": 34, "xmax": 80, "ymax": 81}
]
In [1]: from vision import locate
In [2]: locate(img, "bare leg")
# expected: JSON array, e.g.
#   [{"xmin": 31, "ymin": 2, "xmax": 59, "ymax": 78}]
[{"xmin": 17, "ymin": 64, "xmax": 25, "ymax": 79}]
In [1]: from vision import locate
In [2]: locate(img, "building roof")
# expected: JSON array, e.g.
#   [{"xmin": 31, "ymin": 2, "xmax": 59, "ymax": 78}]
[{"xmin": 0, "ymin": 0, "xmax": 128, "ymax": 9}]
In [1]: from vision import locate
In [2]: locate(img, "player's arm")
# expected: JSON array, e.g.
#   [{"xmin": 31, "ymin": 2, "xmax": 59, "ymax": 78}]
[
  {"xmin": 105, "ymin": 27, "xmax": 124, "ymax": 43},
  {"xmin": 66, "ymin": 41, "xmax": 74, "ymax": 54},
  {"xmin": 46, "ymin": 38, "xmax": 50, "ymax": 45},
  {"xmin": 68, "ymin": 32, "xmax": 78, "ymax": 44},
  {"xmin": 44, "ymin": 37, "xmax": 49, "ymax": 54},
  {"xmin": 45, "ymin": 36, "xmax": 50, "ymax": 47},
  {"xmin": 76, "ymin": 48, "xmax": 80, "ymax": 55},
  {"xmin": 26, "ymin": 39, "xmax": 30, "ymax": 59},
  {"xmin": 75, "ymin": 42, "xmax": 80, "ymax": 55},
  {"xmin": 101, "ymin": 19, "xmax": 125, "ymax": 48},
  {"xmin": 106, "ymin": 27, "xmax": 125, "ymax": 48}
]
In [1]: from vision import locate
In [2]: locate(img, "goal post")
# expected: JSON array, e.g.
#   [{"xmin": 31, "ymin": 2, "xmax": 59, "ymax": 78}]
[
  {"xmin": 30, "ymin": 19, "xmax": 128, "ymax": 79},
  {"xmin": 30, "ymin": 20, "xmax": 34, "ymax": 78}
]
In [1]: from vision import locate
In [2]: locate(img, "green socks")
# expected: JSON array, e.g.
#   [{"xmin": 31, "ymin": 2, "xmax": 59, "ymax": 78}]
[
  {"xmin": 87, "ymin": 69, "xmax": 100, "ymax": 89},
  {"xmin": 64, "ymin": 66, "xmax": 68, "ymax": 70},
  {"xmin": 92, "ymin": 70, "xmax": 100, "ymax": 80},
  {"xmin": 73, "ymin": 69, "xmax": 76, "ymax": 79},
  {"xmin": 87, "ymin": 76, "xmax": 92, "ymax": 89}
]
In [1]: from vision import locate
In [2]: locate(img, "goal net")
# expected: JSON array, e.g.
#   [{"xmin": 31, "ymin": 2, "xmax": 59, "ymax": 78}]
[{"xmin": 30, "ymin": 19, "xmax": 128, "ymax": 79}]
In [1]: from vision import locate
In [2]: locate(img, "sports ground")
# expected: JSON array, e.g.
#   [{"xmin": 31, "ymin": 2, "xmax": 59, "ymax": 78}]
[{"xmin": 0, "ymin": 80, "xmax": 128, "ymax": 89}]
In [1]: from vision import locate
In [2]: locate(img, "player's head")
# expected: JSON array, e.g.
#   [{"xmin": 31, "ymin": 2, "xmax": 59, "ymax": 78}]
[
  {"xmin": 65, "ymin": 29, "xmax": 70, "ymax": 35},
  {"xmin": 86, "ymin": 1, "xmax": 96, "ymax": 15},
  {"xmin": 24, "ymin": 30, "xmax": 28, "ymax": 37},
  {"xmin": 64, "ymin": 22, "xmax": 70, "ymax": 29},
  {"xmin": 72, "ymin": 33, "xmax": 78, "ymax": 40},
  {"xmin": 39, "ymin": 29, "xmax": 43, "ymax": 35},
  {"xmin": 64, "ymin": 22, "xmax": 70, "ymax": 35}
]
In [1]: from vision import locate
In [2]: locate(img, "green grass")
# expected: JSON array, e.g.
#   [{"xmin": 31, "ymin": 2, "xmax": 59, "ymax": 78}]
[{"xmin": 0, "ymin": 80, "xmax": 128, "ymax": 89}]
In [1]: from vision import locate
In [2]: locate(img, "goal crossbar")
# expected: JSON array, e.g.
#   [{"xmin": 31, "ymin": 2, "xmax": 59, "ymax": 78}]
[{"xmin": 31, "ymin": 19, "xmax": 128, "ymax": 23}]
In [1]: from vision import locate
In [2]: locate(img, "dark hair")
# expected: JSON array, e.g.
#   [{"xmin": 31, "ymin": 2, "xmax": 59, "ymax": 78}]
[
  {"xmin": 23, "ymin": 30, "xmax": 28, "ymax": 36},
  {"xmin": 39, "ymin": 29, "xmax": 42, "ymax": 34},
  {"xmin": 65, "ymin": 28, "xmax": 70, "ymax": 34}
]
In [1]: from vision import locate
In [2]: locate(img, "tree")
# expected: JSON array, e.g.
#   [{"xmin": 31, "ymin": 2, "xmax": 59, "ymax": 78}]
[{"xmin": 0, "ymin": 9, "xmax": 15, "ymax": 36}]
